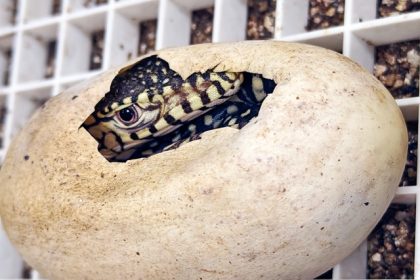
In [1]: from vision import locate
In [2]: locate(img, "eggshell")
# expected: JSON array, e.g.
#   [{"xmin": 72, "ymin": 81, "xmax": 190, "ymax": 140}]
[{"xmin": 0, "ymin": 41, "xmax": 407, "ymax": 279}]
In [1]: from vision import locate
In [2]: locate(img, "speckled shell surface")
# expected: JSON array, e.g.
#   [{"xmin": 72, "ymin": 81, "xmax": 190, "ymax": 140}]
[{"xmin": 0, "ymin": 41, "xmax": 407, "ymax": 279}]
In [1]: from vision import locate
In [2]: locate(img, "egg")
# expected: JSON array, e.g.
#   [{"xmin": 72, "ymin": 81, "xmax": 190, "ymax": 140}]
[{"xmin": 0, "ymin": 41, "xmax": 407, "ymax": 279}]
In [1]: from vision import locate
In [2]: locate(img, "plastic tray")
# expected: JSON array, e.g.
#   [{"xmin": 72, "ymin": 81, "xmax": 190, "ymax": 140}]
[{"xmin": 0, "ymin": 0, "xmax": 419, "ymax": 278}]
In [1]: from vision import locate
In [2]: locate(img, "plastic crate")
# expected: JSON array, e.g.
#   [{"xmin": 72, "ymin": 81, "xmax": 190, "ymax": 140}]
[{"xmin": 0, "ymin": 0, "xmax": 419, "ymax": 278}]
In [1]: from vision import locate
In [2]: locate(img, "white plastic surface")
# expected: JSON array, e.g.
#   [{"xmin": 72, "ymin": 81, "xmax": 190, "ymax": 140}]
[
  {"xmin": 0, "ymin": 222, "xmax": 23, "ymax": 278},
  {"xmin": 0, "ymin": 0, "xmax": 419, "ymax": 279}
]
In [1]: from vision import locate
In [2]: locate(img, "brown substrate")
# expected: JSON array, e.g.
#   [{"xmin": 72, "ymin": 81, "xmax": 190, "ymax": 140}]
[
  {"xmin": 377, "ymin": 0, "xmax": 420, "ymax": 18},
  {"xmin": 399, "ymin": 121, "xmax": 417, "ymax": 187},
  {"xmin": 2, "ymin": 49, "xmax": 12, "ymax": 86},
  {"xmin": 373, "ymin": 40, "xmax": 419, "ymax": 99},
  {"xmin": 190, "ymin": 7, "xmax": 214, "ymax": 45},
  {"xmin": 45, "ymin": 40, "xmax": 56, "ymax": 78},
  {"xmin": 0, "ymin": 97, "xmax": 6, "ymax": 148},
  {"xmin": 89, "ymin": 30, "xmax": 104, "ymax": 70},
  {"xmin": 83, "ymin": 0, "xmax": 108, "ymax": 8},
  {"xmin": 138, "ymin": 19, "xmax": 157, "ymax": 56},
  {"xmin": 246, "ymin": 0, "xmax": 276, "ymax": 39},
  {"xmin": 306, "ymin": 0, "xmax": 345, "ymax": 31},
  {"xmin": 367, "ymin": 204, "xmax": 415, "ymax": 279},
  {"xmin": 11, "ymin": 0, "xmax": 18, "ymax": 24},
  {"xmin": 52, "ymin": 0, "xmax": 61, "ymax": 14}
]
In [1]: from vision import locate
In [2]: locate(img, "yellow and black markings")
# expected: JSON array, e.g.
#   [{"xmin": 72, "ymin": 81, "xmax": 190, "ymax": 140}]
[{"xmin": 82, "ymin": 55, "xmax": 276, "ymax": 162}]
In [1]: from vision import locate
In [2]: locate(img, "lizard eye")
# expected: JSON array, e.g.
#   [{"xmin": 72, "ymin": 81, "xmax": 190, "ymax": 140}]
[{"xmin": 116, "ymin": 105, "xmax": 139, "ymax": 125}]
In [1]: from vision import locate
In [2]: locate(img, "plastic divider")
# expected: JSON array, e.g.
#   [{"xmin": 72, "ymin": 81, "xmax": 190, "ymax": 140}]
[{"xmin": 0, "ymin": 0, "xmax": 419, "ymax": 278}]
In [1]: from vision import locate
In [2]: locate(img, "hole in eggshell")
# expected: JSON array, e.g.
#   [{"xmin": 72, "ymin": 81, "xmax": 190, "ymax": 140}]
[{"xmin": 81, "ymin": 55, "xmax": 277, "ymax": 162}]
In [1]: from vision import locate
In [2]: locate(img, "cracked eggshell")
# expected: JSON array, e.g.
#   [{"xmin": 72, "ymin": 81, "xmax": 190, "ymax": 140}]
[{"xmin": 0, "ymin": 41, "xmax": 407, "ymax": 279}]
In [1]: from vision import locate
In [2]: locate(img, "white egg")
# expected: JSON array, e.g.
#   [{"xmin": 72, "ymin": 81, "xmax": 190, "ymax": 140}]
[{"xmin": 0, "ymin": 41, "xmax": 407, "ymax": 279}]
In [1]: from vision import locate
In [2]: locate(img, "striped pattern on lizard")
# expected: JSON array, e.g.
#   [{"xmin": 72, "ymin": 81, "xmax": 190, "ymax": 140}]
[{"xmin": 82, "ymin": 55, "xmax": 276, "ymax": 162}]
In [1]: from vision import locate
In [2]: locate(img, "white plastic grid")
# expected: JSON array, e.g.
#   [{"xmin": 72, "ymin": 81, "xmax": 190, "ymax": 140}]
[{"xmin": 0, "ymin": 0, "xmax": 419, "ymax": 278}]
